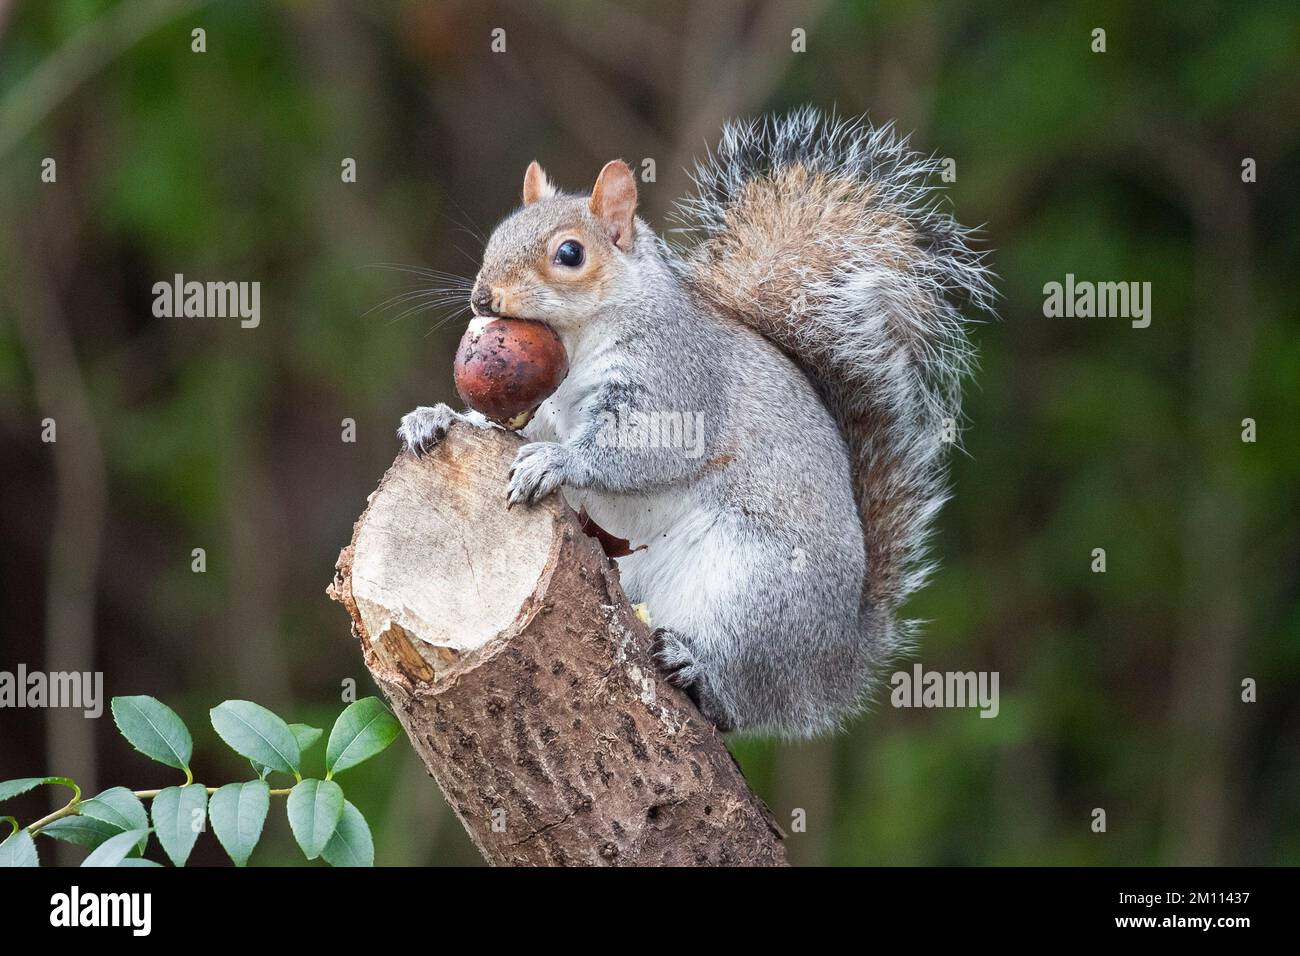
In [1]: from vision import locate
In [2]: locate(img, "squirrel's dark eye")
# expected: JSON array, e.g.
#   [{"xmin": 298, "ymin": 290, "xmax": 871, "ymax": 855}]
[{"xmin": 555, "ymin": 239, "xmax": 584, "ymax": 268}]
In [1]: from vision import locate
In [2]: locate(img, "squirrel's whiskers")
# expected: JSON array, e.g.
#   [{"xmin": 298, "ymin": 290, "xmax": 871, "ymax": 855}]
[{"xmin": 362, "ymin": 262, "xmax": 476, "ymax": 330}]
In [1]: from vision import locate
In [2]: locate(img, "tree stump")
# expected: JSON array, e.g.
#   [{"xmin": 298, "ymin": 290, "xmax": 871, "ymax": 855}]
[{"xmin": 327, "ymin": 424, "xmax": 787, "ymax": 866}]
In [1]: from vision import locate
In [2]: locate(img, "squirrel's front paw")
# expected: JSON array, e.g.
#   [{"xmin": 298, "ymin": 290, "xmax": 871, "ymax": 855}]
[
  {"xmin": 399, "ymin": 404, "xmax": 494, "ymax": 456},
  {"xmin": 398, "ymin": 404, "xmax": 460, "ymax": 456},
  {"xmin": 506, "ymin": 441, "xmax": 569, "ymax": 508}
]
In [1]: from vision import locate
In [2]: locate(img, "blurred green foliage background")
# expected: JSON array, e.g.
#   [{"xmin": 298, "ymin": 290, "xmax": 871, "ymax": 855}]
[{"xmin": 1, "ymin": 0, "xmax": 1297, "ymax": 866}]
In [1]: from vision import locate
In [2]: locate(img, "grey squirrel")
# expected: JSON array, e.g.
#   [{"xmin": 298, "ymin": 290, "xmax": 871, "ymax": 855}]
[{"xmin": 399, "ymin": 108, "xmax": 994, "ymax": 738}]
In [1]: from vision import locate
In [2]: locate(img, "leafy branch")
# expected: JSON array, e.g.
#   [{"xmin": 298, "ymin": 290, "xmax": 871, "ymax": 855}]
[{"xmin": 0, "ymin": 695, "xmax": 400, "ymax": 868}]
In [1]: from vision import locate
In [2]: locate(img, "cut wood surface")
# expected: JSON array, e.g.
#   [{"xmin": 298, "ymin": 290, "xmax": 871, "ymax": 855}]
[{"xmin": 328, "ymin": 424, "xmax": 787, "ymax": 866}]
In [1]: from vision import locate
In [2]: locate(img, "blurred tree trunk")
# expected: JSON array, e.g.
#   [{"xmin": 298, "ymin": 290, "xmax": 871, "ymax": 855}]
[
  {"xmin": 1151, "ymin": 127, "xmax": 1255, "ymax": 865},
  {"xmin": 6, "ymin": 222, "xmax": 105, "ymax": 865}
]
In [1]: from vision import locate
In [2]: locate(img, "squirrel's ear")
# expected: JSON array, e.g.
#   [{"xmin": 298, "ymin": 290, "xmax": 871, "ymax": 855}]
[
  {"xmin": 589, "ymin": 160, "xmax": 637, "ymax": 252},
  {"xmin": 522, "ymin": 161, "xmax": 555, "ymax": 205}
]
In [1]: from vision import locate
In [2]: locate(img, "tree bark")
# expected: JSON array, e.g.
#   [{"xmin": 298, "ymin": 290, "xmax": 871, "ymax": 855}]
[{"xmin": 327, "ymin": 424, "xmax": 787, "ymax": 866}]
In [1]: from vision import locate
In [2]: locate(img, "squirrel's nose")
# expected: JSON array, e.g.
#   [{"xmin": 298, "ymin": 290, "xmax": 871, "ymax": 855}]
[{"xmin": 471, "ymin": 285, "xmax": 499, "ymax": 317}]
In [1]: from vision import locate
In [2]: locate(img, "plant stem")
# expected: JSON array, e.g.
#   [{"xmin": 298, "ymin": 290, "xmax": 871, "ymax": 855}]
[
  {"xmin": 25, "ymin": 785, "xmax": 292, "ymax": 834},
  {"xmin": 130, "ymin": 787, "xmax": 292, "ymax": 798},
  {"xmin": 25, "ymin": 803, "xmax": 77, "ymax": 834}
]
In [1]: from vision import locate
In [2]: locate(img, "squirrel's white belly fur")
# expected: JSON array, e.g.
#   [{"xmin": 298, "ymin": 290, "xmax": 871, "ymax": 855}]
[
  {"xmin": 527, "ymin": 345, "xmax": 731, "ymax": 634},
  {"xmin": 570, "ymin": 486, "xmax": 737, "ymax": 637}
]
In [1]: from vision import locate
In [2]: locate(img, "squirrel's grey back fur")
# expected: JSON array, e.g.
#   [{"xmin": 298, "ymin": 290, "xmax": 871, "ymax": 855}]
[{"xmin": 672, "ymin": 107, "xmax": 994, "ymax": 654}]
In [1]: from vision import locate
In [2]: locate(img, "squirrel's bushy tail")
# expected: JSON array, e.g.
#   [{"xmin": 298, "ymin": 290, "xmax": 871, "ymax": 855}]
[{"xmin": 674, "ymin": 107, "xmax": 994, "ymax": 640}]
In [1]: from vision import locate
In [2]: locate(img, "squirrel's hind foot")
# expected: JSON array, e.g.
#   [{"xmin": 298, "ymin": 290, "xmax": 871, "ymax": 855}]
[{"xmin": 651, "ymin": 627, "xmax": 733, "ymax": 733}]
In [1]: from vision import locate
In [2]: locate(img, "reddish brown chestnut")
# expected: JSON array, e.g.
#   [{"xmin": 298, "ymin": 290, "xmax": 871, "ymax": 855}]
[{"xmin": 453, "ymin": 318, "xmax": 569, "ymax": 429}]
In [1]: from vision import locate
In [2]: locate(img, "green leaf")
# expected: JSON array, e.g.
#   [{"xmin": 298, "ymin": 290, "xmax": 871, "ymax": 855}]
[
  {"xmin": 82, "ymin": 828, "xmax": 151, "ymax": 868},
  {"xmin": 209, "ymin": 780, "xmax": 269, "ymax": 867},
  {"xmin": 326, "ymin": 698, "xmax": 400, "ymax": 776},
  {"xmin": 80, "ymin": 787, "xmax": 149, "ymax": 831},
  {"xmin": 79, "ymin": 787, "xmax": 150, "ymax": 854},
  {"xmin": 41, "ymin": 815, "xmax": 124, "ymax": 850},
  {"xmin": 248, "ymin": 731, "xmax": 319, "ymax": 779},
  {"xmin": 286, "ymin": 779, "xmax": 344, "ymax": 860},
  {"xmin": 0, "ymin": 830, "xmax": 39, "ymax": 867},
  {"xmin": 245, "ymin": 727, "xmax": 320, "ymax": 782},
  {"xmin": 150, "ymin": 784, "xmax": 207, "ymax": 867},
  {"xmin": 289, "ymin": 723, "xmax": 324, "ymax": 753},
  {"xmin": 321, "ymin": 799, "xmax": 373, "ymax": 867},
  {"xmin": 110, "ymin": 696, "xmax": 193, "ymax": 772},
  {"xmin": 210, "ymin": 701, "xmax": 300, "ymax": 775},
  {"xmin": 0, "ymin": 777, "xmax": 77, "ymax": 803},
  {"xmin": 117, "ymin": 858, "xmax": 163, "ymax": 867}
]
